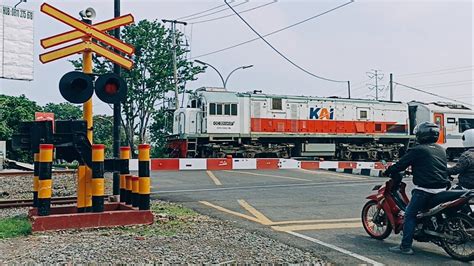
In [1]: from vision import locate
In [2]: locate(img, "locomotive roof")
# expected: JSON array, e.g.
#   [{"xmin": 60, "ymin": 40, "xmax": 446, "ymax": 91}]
[
  {"xmin": 195, "ymin": 87, "xmax": 404, "ymax": 105},
  {"xmin": 409, "ymin": 101, "xmax": 473, "ymax": 114}
]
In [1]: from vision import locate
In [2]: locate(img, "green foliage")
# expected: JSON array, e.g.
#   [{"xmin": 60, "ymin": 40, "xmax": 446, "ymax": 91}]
[
  {"xmin": 70, "ymin": 19, "xmax": 205, "ymax": 156},
  {"xmin": 0, "ymin": 94, "xmax": 41, "ymax": 161},
  {"xmin": 43, "ymin": 102, "xmax": 82, "ymax": 120},
  {"xmin": 93, "ymin": 114, "xmax": 126, "ymax": 157},
  {"xmin": 0, "ymin": 215, "xmax": 32, "ymax": 239},
  {"xmin": 150, "ymin": 108, "xmax": 174, "ymax": 158}
]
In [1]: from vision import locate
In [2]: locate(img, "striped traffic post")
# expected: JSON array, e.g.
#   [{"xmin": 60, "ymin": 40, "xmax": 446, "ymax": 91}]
[
  {"xmin": 125, "ymin": 175, "xmax": 132, "ymax": 205},
  {"xmin": 33, "ymin": 153, "xmax": 39, "ymax": 207},
  {"xmin": 131, "ymin": 175, "xmax": 139, "ymax": 208},
  {"xmin": 91, "ymin": 144, "xmax": 105, "ymax": 212},
  {"xmin": 119, "ymin": 146, "xmax": 130, "ymax": 203},
  {"xmin": 138, "ymin": 144, "xmax": 151, "ymax": 210},
  {"xmin": 38, "ymin": 144, "xmax": 53, "ymax": 216}
]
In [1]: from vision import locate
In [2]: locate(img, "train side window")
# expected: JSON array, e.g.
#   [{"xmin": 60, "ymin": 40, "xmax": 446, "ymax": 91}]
[
  {"xmin": 459, "ymin": 118, "xmax": 474, "ymax": 132},
  {"xmin": 272, "ymin": 98, "xmax": 282, "ymax": 110},
  {"xmin": 216, "ymin": 104, "xmax": 223, "ymax": 115},
  {"xmin": 191, "ymin": 100, "xmax": 197, "ymax": 108},
  {"xmin": 447, "ymin": 118, "xmax": 456, "ymax": 124},
  {"xmin": 224, "ymin": 104, "xmax": 231, "ymax": 115},
  {"xmin": 359, "ymin": 110, "xmax": 368, "ymax": 120},
  {"xmin": 209, "ymin": 103, "xmax": 216, "ymax": 115},
  {"xmin": 231, "ymin": 104, "xmax": 238, "ymax": 115}
]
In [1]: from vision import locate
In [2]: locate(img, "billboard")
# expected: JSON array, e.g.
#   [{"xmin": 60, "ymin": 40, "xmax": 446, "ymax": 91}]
[{"xmin": 0, "ymin": 5, "xmax": 34, "ymax": 81}]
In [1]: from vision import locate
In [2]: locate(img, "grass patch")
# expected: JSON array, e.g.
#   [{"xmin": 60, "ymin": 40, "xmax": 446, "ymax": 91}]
[
  {"xmin": 0, "ymin": 215, "xmax": 31, "ymax": 239},
  {"xmin": 119, "ymin": 202, "xmax": 198, "ymax": 237}
]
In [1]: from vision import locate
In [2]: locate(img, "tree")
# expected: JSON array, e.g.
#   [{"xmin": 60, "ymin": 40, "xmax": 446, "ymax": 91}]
[
  {"xmin": 150, "ymin": 108, "xmax": 174, "ymax": 158},
  {"xmin": 0, "ymin": 94, "xmax": 41, "ymax": 161},
  {"xmin": 43, "ymin": 102, "xmax": 82, "ymax": 120},
  {"xmin": 71, "ymin": 19, "xmax": 204, "ymax": 156},
  {"xmin": 93, "ymin": 114, "xmax": 116, "ymax": 157}
]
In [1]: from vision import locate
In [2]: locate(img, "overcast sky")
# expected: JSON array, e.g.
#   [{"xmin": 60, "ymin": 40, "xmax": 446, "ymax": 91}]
[{"xmin": 1, "ymin": 0, "xmax": 472, "ymax": 114}]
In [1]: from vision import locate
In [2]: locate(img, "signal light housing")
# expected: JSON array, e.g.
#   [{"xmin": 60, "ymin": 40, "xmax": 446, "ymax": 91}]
[
  {"xmin": 59, "ymin": 71, "xmax": 94, "ymax": 104},
  {"xmin": 95, "ymin": 73, "xmax": 128, "ymax": 104}
]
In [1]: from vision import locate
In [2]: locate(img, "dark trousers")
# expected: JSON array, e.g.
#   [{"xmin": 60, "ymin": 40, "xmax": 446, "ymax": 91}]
[{"xmin": 401, "ymin": 189, "xmax": 433, "ymax": 249}]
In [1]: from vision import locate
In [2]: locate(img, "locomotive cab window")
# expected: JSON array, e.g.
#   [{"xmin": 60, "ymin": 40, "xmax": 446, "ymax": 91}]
[
  {"xmin": 231, "ymin": 104, "xmax": 238, "ymax": 115},
  {"xmin": 272, "ymin": 98, "xmax": 282, "ymax": 110},
  {"xmin": 209, "ymin": 103, "xmax": 216, "ymax": 115},
  {"xmin": 459, "ymin": 118, "xmax": 474, "ymax": 132},
  {"xmin": 209, "ymin": 103, "xmax": 238, "ymax": 116}
]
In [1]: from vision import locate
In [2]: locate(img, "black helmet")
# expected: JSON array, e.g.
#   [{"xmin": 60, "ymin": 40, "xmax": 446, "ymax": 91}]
[{"xmin": 414, "ymin": 122, "xmax": 440, "ymax": 144}]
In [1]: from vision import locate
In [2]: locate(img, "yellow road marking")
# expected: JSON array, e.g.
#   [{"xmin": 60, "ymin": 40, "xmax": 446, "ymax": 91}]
[
  {"xmin": 223, "ymin": 170, "xmax": 311, "ymax": 182},
  {"xmin": 272, "ymin": 222, "xmax": 362, "ymax": 232},
  {"xmin": 298, "ymin": 168, "xmax": 367, "ymax": 180},
  {"xmin": 238, "ymin": 200, "xmax": 273, "ymax": 225},
  {"xmin": 206, "ymin": 171, "xmax": 222, "ymax": 186},
  {"xmin": 270, "ymin": 217, "xmax": 360, "ymax": 225},
  {"xmin": 199, "ymin": 201, "xmax": 261, "ymax": 224}
]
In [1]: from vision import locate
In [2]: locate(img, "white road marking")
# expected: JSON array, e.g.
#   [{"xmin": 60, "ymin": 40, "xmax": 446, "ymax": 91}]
[{"xmin": 287, "ymin": 231, "xmax": 384, "ymax": 266}]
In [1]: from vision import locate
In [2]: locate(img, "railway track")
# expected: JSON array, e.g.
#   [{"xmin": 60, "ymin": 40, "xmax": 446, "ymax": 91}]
[
  {"xmin": 0, "ymin": 196, "xmax": 78, "ymax": 209},
  {"xmin": 0, "ymin": 169, "xmax": 76, "ymax": 177}
]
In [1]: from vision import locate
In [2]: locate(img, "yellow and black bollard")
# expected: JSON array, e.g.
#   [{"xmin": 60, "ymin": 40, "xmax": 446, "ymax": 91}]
[
  {"xmin": 91, "ymin": 144, "xmax": 105, "ymax": 212},
  {"xmin": 138, "ymin": 144, "xmax": 151, "ymax": 210},
  {"xmin": 119, "ymin": 146, "xmax": 130, "ymax": 203},
  {"xmin": 125, "ymin": 174, "xmax": 132, "ymax": 205},
  {"xmin": 33, "ymin": 153, "xmax": 39, "ymax": 208},
  {"xmin": 38, "ymin": 144, "xmax": 53, "ymax": 216},
  {"xmin": 131, "ymin": 175, "xmax": 139, "ymax": 208}
]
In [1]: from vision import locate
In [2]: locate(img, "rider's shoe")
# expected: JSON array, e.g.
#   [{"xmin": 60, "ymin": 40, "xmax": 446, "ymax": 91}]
[{"xmin": 388, "ymin": 245, "xmax": 414, "ymax": 255}]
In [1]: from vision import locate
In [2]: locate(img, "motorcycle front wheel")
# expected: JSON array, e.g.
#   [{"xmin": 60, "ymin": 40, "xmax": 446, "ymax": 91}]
[
  {"xmin": 441, "ymin": 212, "xmax": 474, "ymax": 262},
  {"xmin": 361, "ymin": 200, "xmax": 392, "ymax": 240}
]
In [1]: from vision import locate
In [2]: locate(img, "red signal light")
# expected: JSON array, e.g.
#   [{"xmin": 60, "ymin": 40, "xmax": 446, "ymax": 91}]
[{"xmin": 105, "ymin": 82, "xmax": 118, "ymax": 95}]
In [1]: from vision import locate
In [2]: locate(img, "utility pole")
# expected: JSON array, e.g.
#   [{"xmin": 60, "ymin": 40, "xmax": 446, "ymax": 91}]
[
  {"xmin": 347, "ymin": 81, "xmax": 351, "ymax": 99},
  {"xmin": 162, "ymin": 19, "xmax": 187, "ymax": 109},
  {"xmin": 366, "ymin": 69, "xmax": 385, "ymax": 100},
  {"xmin": 389, "ymin": 73, "xmax": 393, "ymax": 101},
  {"xmin": 112, "ymin": 0, "xmax": 121, "ymax": 197}
]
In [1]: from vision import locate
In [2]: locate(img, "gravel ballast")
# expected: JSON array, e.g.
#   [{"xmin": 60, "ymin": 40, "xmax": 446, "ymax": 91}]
[
  {"xmin": 0, "ymin": 172, "xmax": 113, "ymax": 199},
  {"xmin": 0, "ymin": 200, "xmax": 325, "ymax": 264}
]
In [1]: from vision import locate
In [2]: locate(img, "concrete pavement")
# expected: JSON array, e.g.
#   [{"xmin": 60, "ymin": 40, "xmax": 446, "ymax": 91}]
[{"xmin": 149, "ymin": 169, "xmax": 472, "ymax": 265}]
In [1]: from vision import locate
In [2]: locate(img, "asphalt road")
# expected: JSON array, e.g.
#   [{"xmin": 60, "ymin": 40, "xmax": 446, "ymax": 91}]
[{"xmin": 149, "ymin": 169, "xmax": 473, "ymax": 265}]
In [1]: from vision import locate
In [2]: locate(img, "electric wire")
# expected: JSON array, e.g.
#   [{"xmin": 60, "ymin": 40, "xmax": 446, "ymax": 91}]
[
  {"xmin": 190, "ymin": 0, "xmax": 354, "ymax": 59},
  {"xmin": 394, "ymin": 81, "xmax": 472, "ymax": 106},
  {"xmin": 191, "ymin": 0, "xmax": 277, "ymax": 25},
  {"xmin": 186, "ymin": 1, "xmax": 249, "ymax": 22},
  {"xmin": 176, "ymin": 1, "xmax": 234, "ymax": 20},
  {"xmin": 223, "ymin": 0, "xmax": 353, "ymax": 83},
  {"xmin": 397, "ymin": 65, "xmax": 474, "ymax": 77}
]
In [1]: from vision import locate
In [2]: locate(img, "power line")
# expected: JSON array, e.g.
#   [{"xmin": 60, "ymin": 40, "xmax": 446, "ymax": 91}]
[
  {"xmin": 397, "ymin": 65, "xmax": 474, "ymax": 77},
  {"xmin": 187, "ymin": 0, "xmax": 249, "ymax": 21},
  {"xmin": 176, "ymin": 1, "xmax": 234, "ymax": 20},
  {"xmin": 191, "ymin": 0, "xmax": 277, "ymax": 25},
  {"xmin": 191, "ymin": 0, "xmax": 354, "ymax": 59},
  {"xmin": 394, "ymin": 81, "xmax": 472, "ymax": 106},
  {"xmin": 224, "ymin": 0, "xmax": 351, "ymax": 83},
  {"xmin": 411, "ymin": 79, "xmax": 473, "ymax": 88}
]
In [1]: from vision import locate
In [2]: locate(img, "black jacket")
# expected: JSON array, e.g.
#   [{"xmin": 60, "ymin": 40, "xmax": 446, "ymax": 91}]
[
  {"xmin": 385, "ymin": 143, "xmax": 449, "ymax": 189},
  {"xmin": 447, "ymin": 148, "xmax": 474, "ymax": 189}
]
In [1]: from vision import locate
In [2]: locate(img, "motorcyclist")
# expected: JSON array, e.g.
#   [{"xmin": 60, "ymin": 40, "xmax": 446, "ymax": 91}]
[
  {"xmin": 448, "ymin": 129, "xmax": 474, "ymax": 189},
  {"xmin": 385, "ymin": 122, "xmax": 450, "ymax": 255}
]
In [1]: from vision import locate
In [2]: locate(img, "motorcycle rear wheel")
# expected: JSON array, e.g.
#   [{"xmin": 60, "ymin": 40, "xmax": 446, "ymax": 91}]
[
  {"xmin": 361, "ymin": 200, "xmax": 392, "ymax": 240},
  {"xmin": 441, "ymin": 212, "xmax": 474, "ymax": 262}
]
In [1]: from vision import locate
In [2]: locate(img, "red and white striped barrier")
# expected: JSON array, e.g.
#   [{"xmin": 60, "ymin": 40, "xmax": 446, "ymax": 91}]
[{"xmin": 142, "ymin": 158, "xmax": 391, "ymax": 176}]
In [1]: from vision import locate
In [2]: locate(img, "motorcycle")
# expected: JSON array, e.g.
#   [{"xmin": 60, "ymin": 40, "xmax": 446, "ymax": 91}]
[{"xmin": 361, "ymin": 172, "xmax": 474, "ymax": 261}]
